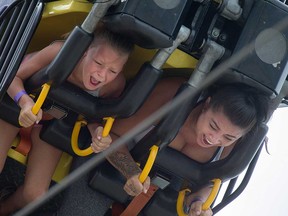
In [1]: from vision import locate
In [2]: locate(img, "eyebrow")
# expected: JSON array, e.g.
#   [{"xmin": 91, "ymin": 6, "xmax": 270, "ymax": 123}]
[{"xmin": 212, "ymin": 120, "xmax": 237, "ymax": 139}]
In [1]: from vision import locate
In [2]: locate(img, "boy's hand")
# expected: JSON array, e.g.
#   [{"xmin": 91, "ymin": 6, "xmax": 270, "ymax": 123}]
[
  {"xmin": 19, "ymin": 101, "xmax": 42, "ymax": 128},
  {"xmin": 91, "ymin": 126, "xmax": 112, "ymax": 153},
  {"xmin": 124, "ymin": 174, "xmax": 150, "ymax": 196}
]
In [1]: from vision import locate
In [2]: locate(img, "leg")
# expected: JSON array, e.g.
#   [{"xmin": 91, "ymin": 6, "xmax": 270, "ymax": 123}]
[
  {"xmin": 0, "ymin": 119, "xmax": 20, "ymax": 172},
  {"xmin": 0, "ymin": 126, "xmax": 63, "ymax": 215}
]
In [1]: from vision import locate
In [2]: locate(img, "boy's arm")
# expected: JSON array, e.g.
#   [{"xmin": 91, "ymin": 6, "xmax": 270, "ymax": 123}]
[
  {"xmin": 6, "ymin": 42, "xmax": 63, "ymax": 127},
  {"xmin": 7, "ymin": 41, "xmax": 62, "ymax": 101}
]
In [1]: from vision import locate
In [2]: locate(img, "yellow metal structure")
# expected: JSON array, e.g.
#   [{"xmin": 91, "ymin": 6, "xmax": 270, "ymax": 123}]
[
  {"xmin": 202, "ymin": 179, "xmax": 222, "ymax": 210},
  {"xmin": 31, "ymin": 83, "xmax": 51, "ymax": 114},
  {"xmin": 7, "ymin": 136, "xmax": 73, "ymax": 182},
  {"xmin": 71, "ymin": 117, "xmax": 115, "ymax": 156},
  {"xmin": 28, "ymin": 0, "xmax": 93, "ymax": 52},
  {"xmin": 176, "ymin": 178, "xmax": 222, "ymax": 215},
  {"xmin": 102, "ymin": 117, "xmax": 115, "ymax": 137},
  {"xmin": 138, "ymin": 145, "xmax": 159, "ymax": 183},
  {"xmin": 71, "ymin": 119, "xmax": 91, "ymax": 156},
  {"xmin": 177, "ymin": 188, "xmax": 191, "ymax": 216}
]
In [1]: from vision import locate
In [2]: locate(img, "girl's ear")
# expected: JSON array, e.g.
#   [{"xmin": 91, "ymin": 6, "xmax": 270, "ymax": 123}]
[
  {"xmin": 83, "ymin": 51, "xmax": 87, "ymax": 57},
  {"xmin": 203, "ymin": 97, "xmax": 211, "ymax": 111}
]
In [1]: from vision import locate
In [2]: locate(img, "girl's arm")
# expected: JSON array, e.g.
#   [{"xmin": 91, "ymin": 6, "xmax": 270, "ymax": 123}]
[{"xmin": 186, "ymin": 186, "xmax": 213, "ymax": 216}]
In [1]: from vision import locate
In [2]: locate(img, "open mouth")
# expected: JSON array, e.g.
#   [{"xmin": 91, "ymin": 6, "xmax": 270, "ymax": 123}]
[
  {"xmin": 90, "ymin": 77, "xmax": 101, "ymax": 87},
  {"xmin": 203, "ymin": 135, "xmax": 213, "ymax": 146}
]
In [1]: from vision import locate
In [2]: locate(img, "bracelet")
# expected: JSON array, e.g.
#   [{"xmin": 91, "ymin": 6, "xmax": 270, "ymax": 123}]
[
  {"xmin": 189, "ymin": 197, "xmax": 203, "ymax": 206},
  {"xmin": 14, "ymin": 90, "xmax": 28, "ymax": 104},
  {"xmin": 184, "ymin": 196, "xmax": 204, "ymax": 214}
]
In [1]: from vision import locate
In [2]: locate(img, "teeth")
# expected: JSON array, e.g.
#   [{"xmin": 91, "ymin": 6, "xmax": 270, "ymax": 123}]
[{"xmin": 205, "ymin": 137, "xmax": 213, "ymax": 145}]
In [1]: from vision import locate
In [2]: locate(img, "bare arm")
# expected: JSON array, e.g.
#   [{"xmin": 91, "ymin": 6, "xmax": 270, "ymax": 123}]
[
  {"xmin": 107, "ymin": 139, "xmax": 142, "ymax": 180},
  {"xmin": 7, "ymin": 42, "xmax": 63, "ymax": 101},
  {"xmin": 106, "ymin": 133, "xmax": 149, "ymax": 196},
  {"xmin": 6, "ymin": 42, "xmax": 63, "ymax": 127},
  {"xmin": 105, "ymin": 77, "xmax": 186, "ymax": 195}
]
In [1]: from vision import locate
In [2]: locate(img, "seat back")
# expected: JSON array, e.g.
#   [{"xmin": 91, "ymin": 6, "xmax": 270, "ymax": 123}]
[{"xmin": 0, "ymin": 0, "xmax": 44, "ymax": 101}]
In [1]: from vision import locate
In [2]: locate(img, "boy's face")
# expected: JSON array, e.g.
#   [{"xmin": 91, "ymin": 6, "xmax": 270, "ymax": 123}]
[{"xmin": 81, "ymin": 41, "xmax": 129, "ymax": 91}]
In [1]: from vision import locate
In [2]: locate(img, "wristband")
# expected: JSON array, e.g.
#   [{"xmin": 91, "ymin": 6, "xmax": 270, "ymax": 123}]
[
  {"xmin": 189, "ymin": 197, "xmax": 203, "ymax": 206},
  {"xmin": 184, "ymin": 197, "xmax": 203, "ymax": 214},
  {"xmin": 14, "ymin": 90, "xmax": 28, "ymax": 104}
]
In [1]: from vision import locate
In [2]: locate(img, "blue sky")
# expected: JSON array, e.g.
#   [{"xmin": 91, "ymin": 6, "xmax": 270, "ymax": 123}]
[{"xmin": 216, "ymin": 107, "xmax": 288, "ymax": 216}]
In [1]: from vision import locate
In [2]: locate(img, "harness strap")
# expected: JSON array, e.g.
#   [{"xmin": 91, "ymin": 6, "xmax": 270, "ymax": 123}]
[
  {"xmin": 120, "ymin": 184, "xmax": 159, "ymax": 216},
  {"xmin": 15, "ymin": 127, "xmax": 32, "ymax": 156}
]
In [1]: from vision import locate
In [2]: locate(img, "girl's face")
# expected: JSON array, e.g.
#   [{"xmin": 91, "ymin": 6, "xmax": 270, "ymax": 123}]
[
  {"xmin": 194, "ymin": 103, "xmax": 246, "ymax": 148},
  {"xmin": 81, "ymin": 41, "xmax": 129, "ymax": 91}
]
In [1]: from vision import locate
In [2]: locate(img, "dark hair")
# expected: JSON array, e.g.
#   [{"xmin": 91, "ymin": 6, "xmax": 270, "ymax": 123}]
[
  {"xmin": 207, "ymin": 83, "xmax": 269, "ymax": 132},
  {"xmin": 91, "ymin": 24, "xmax": 134, "ymax": 55}
]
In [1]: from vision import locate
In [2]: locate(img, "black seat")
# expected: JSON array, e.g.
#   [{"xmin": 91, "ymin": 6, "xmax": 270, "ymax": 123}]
[{"xmin": 0, "ymin": 0, "xmax": 44, "ymax": 101}]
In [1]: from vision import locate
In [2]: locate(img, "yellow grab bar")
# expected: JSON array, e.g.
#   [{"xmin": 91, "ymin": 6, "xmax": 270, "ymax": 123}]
[
  {"xmin": 202, "ymin": 178, "xmax": 221, "ymax": 210},
  {"xmin": 177, "ymin": 189, "xmax": 191, "ymax": 216},
  {"xmin": 31, "ymin": 83, "xmax": 51, "ymax": 115},
  {"xmin": 176, "ymin": 178, "xmax": 222, "ymax": 215},
  {"xmin": 71, "ymin": 117, "xmax": 115, "ymax": 156},
  {"xmin": 138, "ymin": 145, "xmax": 159, "ymax": 183},
  {"xmin": 71, "ymin": 119, "xmax": 90, "ymax": 156},
  {"xmin": 102, "ymin": 117, "xmax": 115, "ymax": 137}
]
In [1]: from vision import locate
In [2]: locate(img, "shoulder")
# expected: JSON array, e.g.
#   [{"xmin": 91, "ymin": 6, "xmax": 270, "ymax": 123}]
[
  {"xmin": 169, "ymin": 133, "xmax": 186, "ymax": 151},
  {"xmin": 220, "ymin": 144, "xmax": 235, "ymax": 159}
]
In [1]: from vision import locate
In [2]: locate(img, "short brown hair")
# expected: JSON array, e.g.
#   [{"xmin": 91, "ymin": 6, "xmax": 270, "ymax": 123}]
[{"xmin": 91, "ymin": 23, "xmax": 134, "ymax": 56}]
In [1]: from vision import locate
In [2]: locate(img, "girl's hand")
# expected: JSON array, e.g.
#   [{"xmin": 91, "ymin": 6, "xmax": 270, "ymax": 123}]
[
  {"xmin": 188, "ymin": 200, "xmax": 213, "ymax": 216},
  {"xmin": 124, "ymin": 174, "xmax": 150, "ymax": 196},
  {"xmin": 18, "ymin": 101, "xmax": 42, "ymax": 128},
  {"xmin": 91, "ymin": 126, "xmax": 112, "ymax": 153}
]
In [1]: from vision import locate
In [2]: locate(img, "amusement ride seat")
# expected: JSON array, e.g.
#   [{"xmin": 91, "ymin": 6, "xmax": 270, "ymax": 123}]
[{"xmin": 1, "ymin": 0, "xmax": 288, "ymax": 216}]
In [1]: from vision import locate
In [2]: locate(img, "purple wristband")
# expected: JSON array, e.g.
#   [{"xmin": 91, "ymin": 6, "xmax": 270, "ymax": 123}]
[
  {"xmin": 184, "ymin": 197, "xmax": 204, "ymax": 214},
  {"xmin": 14, "ymin": 90, "xmax": 27, "ymax": 104}
]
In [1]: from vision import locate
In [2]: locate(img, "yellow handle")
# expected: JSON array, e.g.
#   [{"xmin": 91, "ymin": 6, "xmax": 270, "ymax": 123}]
[
  {"xmin": 31, "ymin": 83, "xmax": 51, "ymax": 115},
  {"xmin": 202, "ymin": 178, "xmax": 221, "ymax": 210},
  {"xmin": 176, "ymin": 178, "xmax": 222, "ymax": 216},
  {"xmin": 177, "ymin": 189, "xmax": 191, "ymax": 216},
  {"xmin": 71, "ymin": 120, "xmax": 92, "ymax": 156},
  {"xmin": 71, "ymin": 117, "xmax": 115, "ymax": 156},
  {"xmin": 138, "ymin": 145, "xmax": 159, "ymax": 183},
  {"xmin": 102, "ymin": 117, "xmax": 115, "ymax": 137}
]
